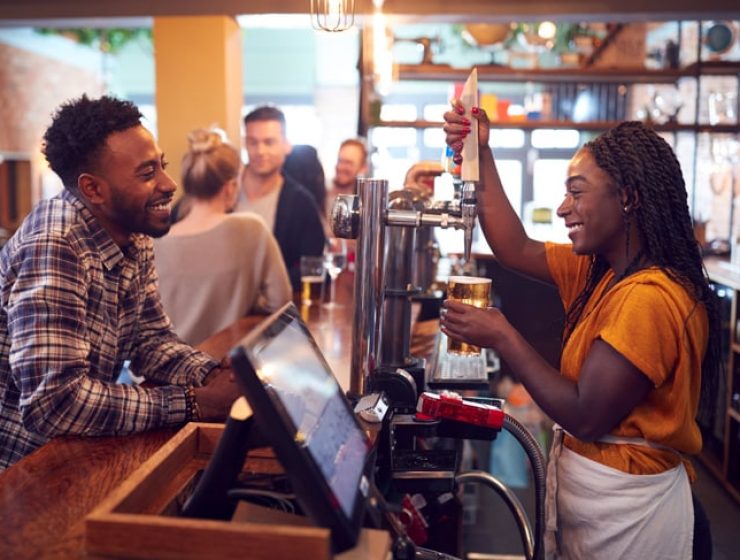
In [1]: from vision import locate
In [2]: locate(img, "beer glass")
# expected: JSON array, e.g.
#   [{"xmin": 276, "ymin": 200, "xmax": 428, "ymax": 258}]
[
  {"xmin": 301, "ymin": 256, "xmax": 325, "ymax": 305},
  {"xmin": 323, "ymin": 238, "xmax": 347, "ymax": 308},
  {"xmin": 446, "ymin": 275, "xmax": 491, "ymax": 355}
]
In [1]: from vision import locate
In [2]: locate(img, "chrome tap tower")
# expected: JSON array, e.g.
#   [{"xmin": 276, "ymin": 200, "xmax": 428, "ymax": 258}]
[{"xmin": 330, "ymin": 177, "xmax": 476, "ymax": 398}]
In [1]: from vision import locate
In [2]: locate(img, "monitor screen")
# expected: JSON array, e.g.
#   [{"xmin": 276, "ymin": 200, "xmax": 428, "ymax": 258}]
[{"xmin": 230, "ymin": 302, "xmax": 371, "ymax": 552}]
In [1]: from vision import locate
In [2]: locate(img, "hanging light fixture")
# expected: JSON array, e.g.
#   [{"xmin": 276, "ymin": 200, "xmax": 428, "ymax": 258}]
[{"xmin": 310, "ymin": 0, "xmax": 355, "ymax": 32}]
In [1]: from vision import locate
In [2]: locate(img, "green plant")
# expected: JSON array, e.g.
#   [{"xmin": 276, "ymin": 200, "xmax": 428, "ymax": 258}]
[{"xmin": 35, "ymin": 28, "xmax": 151, "ymax": 54}]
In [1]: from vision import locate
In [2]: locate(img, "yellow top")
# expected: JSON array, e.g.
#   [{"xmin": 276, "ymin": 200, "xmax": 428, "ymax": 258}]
[{"xmin": 545, "ymin": 243, "xmax": 707, "ymax": 479}]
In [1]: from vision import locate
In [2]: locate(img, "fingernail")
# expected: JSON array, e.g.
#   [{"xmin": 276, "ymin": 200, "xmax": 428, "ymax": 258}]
[
  {"xmin": 462, "ymin": 118, "xmax": 470, "ymax": 126},
  {"xmin": 462, "ymin": 127, "xmax": 471, "ymax": 135},
  {"xmin": 472, "ymin": 107, "xmax": 479, "ymax": 115},
  {"xmin": 453, "ymin": 155, "xmax": 463, "ymax": 164},
  {"xmin": 455, "ymin": 105, "xmax": 465, "ymax": 115}
]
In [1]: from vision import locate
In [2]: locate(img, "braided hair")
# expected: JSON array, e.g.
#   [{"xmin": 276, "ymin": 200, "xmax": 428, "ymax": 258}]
[{"xmin": 563, "ymin": 121, "xmax": 721, "ymax": 417}]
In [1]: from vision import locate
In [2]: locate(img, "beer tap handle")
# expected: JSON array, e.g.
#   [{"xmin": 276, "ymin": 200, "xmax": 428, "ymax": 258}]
[
  {"xmin": 457, "ymin": 67, "xmax": 479, "ymax": 264},
  {"xmin": 330, "ymin": 194, "xmax": 360, "ymax": 239},
  {"xmin": 461, "ymin": 181, "xmax": 477, "ymax": 263}
]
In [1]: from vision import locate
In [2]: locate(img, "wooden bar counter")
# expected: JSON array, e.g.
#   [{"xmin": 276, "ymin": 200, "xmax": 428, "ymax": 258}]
[{"xmin": 0, "ymin": 271, "xmax": 437, "ymax": 558}]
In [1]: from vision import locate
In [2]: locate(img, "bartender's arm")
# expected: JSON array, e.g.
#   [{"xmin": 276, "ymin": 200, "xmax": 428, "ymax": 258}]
[
  {"xmin": 442, "ymin": 303, "xmax": 653, "ymax": 440},
  {"xmin": 444, "ymin": 100, "xmax": 552, "ymax": 284}
]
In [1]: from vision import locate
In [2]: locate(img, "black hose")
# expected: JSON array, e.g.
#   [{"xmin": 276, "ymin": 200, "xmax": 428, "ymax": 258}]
[{"xmin": 503, "ymin": 412, "xmax": 546, "ymax": 560}]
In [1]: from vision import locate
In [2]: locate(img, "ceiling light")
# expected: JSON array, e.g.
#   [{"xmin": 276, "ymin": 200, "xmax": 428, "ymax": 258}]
[{"xmin": 310, "ymin": 0, "xmax": 355, "ymax": 32}]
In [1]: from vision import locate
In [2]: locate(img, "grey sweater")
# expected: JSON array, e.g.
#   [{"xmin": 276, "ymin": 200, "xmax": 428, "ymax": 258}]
[{"xmin": 154, "ymin": 212, "xmax": 292, "ymax": 345}]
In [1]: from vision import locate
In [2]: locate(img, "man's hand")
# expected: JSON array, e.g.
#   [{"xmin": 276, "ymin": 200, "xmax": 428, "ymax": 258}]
[{"xmin": 194, "ymin": 367, "xmax": 240, "ymax": 421}]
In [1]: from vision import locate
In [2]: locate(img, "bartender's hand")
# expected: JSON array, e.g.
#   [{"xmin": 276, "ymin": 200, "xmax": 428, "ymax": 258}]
[
  {"xmin": 440, "ymin": 299, "xmax": 510, "ymax": 351},
  {"xmin": 194, "ymin": 367, "xmax": 240, "ymax": 421},
  {"xmin": 443, "ymin": 99, "xmax": 491, "ymax": 165}
]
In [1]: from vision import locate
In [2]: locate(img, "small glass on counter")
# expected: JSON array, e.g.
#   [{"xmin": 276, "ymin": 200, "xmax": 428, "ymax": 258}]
[{"xmin": 300, "ymin": 256, "xmax": 325, "ymax": 306}]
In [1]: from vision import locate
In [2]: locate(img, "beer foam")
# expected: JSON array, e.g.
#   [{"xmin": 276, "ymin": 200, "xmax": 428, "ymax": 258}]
[
  {"xmin": 448, "ymin": 276, "xmax": 491, "ymax": 284},
  {"xmin": 302, "ymin": 275, "xmax": 325, "ymax": 282}
]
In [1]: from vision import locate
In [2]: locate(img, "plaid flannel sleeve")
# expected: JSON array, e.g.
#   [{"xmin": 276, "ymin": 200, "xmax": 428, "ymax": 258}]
[{"xmin": 8, "ymin": 233, "xmax": 193, "ymax": 437}]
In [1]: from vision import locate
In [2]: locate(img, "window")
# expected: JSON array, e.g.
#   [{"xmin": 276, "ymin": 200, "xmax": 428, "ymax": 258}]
[
  {"xmin": 532, "ymin": 129, "xmax": 580, "ymax": 149},
  {"xmin": 380, "ymin": 104, "xmax": 418, "ymax": 122},
  {"xmin": 497, "ymin": 160, "xmax": 524, "ymax": 216},
  {"xmin": 490, "ymin": 129, "xmax": 525, "ymax": 149}
]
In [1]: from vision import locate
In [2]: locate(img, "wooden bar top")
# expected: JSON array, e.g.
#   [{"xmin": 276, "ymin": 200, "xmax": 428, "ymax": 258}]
[
  {"xmin": 0, "ymin": 270, "xmax": 435, "ymax": 558},
  {"xmin": 0, "ymin": 273, "xmax": 354, "ymax": 558}
]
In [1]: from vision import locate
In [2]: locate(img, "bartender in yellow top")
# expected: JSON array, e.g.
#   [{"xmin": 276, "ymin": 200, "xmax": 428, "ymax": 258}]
[{"xmin": 440, "ymin": 103, "xmax": 719, "ymax": 559}]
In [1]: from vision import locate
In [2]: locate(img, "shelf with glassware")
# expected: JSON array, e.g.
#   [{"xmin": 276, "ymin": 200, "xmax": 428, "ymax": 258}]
[
  {"xmin": 376, "ymin": 60, "xmax": 740, "ymax": 132},
  {"xmin": 700, "ymin": 257, "xmax": 740, "ymax": 504},
  {"xmin": 369, "ymin": 119, "xmax": 740, "ymax": 134},
  {"xmin": 396, "ymin": 60, "xmax": 740, "ymax": 84}
]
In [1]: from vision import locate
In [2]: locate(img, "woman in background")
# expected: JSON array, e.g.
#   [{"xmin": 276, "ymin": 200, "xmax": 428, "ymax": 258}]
[{"xmin": 155, "ymin": 129, "xmax": 291, "ymax": 346}]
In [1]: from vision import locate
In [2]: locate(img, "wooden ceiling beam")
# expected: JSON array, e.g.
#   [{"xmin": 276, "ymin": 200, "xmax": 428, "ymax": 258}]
[{"xmin": 0, "ymin": 0, "xmax": 737, "ymax": 22}]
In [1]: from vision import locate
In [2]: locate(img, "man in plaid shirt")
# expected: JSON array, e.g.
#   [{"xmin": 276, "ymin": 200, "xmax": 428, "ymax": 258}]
[{"xmin": 0, "ymin": 95, "xmax": 240, "ymax": 471}]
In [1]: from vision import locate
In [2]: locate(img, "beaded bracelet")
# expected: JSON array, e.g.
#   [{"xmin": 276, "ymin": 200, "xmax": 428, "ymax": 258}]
[{"xmin": 184, "ymin": 386, "xmax": 202, "ymax": 422}]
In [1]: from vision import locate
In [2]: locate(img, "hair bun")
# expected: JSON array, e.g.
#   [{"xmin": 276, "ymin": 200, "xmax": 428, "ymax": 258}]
[{"xmin": 187, "ymin": 128, "xmax": 227, "ymax": 153}]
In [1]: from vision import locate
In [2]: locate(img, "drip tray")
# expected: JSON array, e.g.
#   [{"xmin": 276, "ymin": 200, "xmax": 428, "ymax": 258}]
[{"xmin": 427, "ymin": 332, "xmax": 498, "ymax": 390}]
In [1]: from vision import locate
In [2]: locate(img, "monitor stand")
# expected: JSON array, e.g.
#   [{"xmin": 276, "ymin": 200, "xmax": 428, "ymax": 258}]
[{"xmin": 181, "ymin": 397, "xmax": 260, "ymax": 520}]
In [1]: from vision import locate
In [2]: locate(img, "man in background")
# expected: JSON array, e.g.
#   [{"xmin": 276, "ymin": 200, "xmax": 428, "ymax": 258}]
[
  {"xmin": 325, "ymin": 138, "xmax": 368, "ymax": 221},
  {"xmin": 236, "ymin": 106, "xmax": 325, "ymax": 290}
]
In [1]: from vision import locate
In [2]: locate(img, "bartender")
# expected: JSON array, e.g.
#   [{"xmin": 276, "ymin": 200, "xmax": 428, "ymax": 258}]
[
  {"xmin": 441, "ymin": 103, "xmax": 717, "ymax": 558},
  {"xmin": 0, "ymin": 95, "xmax": 240, "ymax": 472}
]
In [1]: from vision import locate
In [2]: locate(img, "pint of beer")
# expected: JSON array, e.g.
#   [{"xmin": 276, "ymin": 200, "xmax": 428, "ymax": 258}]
[
  {"xmin": 300, "ymin": 256, "xmax": 325, "ymax": 305},
  {"xmin": 301, "ymin": 275, "xmax": 324, "ymax": 305},
  {"xmin": 446, "ymin": 275, "xmax": 492, "ymax": 355}
]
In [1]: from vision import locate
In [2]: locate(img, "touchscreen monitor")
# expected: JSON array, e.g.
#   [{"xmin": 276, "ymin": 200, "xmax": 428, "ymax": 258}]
[{"xmin": 230, "ymin": 302, "xmax": 371, "ymax": 553}]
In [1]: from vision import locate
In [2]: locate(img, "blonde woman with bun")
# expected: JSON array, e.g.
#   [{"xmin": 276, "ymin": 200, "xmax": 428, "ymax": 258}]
[{"xmin": 154, "ymin": 128, "xmax": 291, "ymax": 345}]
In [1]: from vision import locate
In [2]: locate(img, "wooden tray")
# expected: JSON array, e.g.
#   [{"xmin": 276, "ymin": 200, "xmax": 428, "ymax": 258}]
[{"xmin": 85, "ymin": 422, "xmax": 388, "ymax": 559}]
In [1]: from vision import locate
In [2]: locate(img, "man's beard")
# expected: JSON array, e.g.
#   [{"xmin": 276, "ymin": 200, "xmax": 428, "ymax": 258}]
[{"xmin": 110, "ymin": 189, "xmax": 172, "ymax": 239}]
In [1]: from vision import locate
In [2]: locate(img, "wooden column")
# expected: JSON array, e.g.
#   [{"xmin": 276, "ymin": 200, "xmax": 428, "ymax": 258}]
[{"xmin": 153, "ymin": 16, "xmax": 242, "ymax": 195}]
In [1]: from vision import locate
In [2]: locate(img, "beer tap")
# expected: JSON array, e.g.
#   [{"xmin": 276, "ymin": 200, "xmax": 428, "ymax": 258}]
[
  {"xmin": 331, "ymin": 178, "xmax": 477, "ymax": 399},
  {"xmin": 330, "ymin": 69, "xmax": 480, "ymax": 400},
  {"xmin": 458, "ymin": 68, "xmax": 479, "ymax": 265},
  {"xmin": 461, "ymin": 181, "xmax": 477, "ymax": 263}
]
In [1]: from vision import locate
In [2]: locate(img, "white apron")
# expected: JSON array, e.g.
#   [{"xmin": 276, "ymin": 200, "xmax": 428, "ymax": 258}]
[{"xmin": 544, "ymin": 426, "xmax": 693, "ymax": 559}]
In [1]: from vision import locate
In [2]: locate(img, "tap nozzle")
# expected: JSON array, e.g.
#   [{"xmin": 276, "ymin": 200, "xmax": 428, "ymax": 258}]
[{"xmin": 461, "ymin": 181, "xmax": 477, "ymax": 262}]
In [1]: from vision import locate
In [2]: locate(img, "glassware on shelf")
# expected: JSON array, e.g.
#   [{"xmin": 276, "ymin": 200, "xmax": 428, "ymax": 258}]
[
  {"xmin": 709, "ymin": 91, "xmax": 738, "ymax": 126},
  {"xmin": 323, "ymin": 238, "xmax": 347, "ymax": 308}
]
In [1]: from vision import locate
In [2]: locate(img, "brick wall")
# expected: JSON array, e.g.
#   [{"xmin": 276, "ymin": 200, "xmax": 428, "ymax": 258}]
[{"xmin": 0, "ymin": 40, "xmax": 104, "ymax": 153}]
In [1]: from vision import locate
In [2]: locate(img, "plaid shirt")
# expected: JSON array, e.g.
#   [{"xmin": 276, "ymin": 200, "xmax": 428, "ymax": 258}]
[{"xmin": 0, "ymin": 189, "xmax": 218, "ymax": 471}]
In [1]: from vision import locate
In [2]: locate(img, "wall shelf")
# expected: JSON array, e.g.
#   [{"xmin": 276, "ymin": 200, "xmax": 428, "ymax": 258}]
[
  {"xmin": 396, "ymin": 61, "xmax": 740, "ymax": 84},
  {"xmin": 370, "ymin": 119, "xmax": 740, "ymax": 134}
]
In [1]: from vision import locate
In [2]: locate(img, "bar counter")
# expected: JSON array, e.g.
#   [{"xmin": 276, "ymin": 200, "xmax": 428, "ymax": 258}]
[{"xmin": 0, "ymin": 271, "xmax": 437, "ymax": 558}]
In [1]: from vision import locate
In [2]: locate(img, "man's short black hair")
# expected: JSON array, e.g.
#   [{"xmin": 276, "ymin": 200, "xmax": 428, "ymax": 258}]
[
  {"xmin": 243, "ymin": 105, "xmax": 286, "ymax": 134},
  {"xmin": 42, "ymin": 94, "xmax": 143, "ymax": 190}
]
